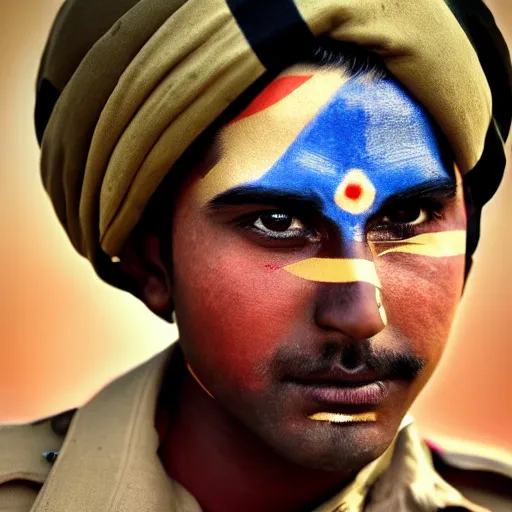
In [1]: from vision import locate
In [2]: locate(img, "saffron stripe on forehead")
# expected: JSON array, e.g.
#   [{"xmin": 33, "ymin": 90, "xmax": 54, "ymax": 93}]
[
  {"xmin": 228, "ymin": 75, "xmax": 313, "ymax": 125},
  {"xmin": 194, "ymin": 69, "xmax": 349, "ymax": 206}
]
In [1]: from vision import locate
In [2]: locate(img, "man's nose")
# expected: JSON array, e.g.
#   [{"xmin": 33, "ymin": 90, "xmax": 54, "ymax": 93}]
[
  {"xmin": 314, "ymin": 281, "xmax": 385, "ymax": 340},
  {"xmin": 315, "ymin": 238, "xmax": 385, "ymax": 339}
]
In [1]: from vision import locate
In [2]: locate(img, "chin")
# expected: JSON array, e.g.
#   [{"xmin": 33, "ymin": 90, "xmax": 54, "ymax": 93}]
[{"xmin": 254, "ymin": 413, "xmax": 397, "ymax": 473}]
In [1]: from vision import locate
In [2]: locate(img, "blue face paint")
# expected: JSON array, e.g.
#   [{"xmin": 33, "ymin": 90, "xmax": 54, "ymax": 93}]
[{"xmin": 242, "ymin": 77, "xmax": 453, "ymax": 243}]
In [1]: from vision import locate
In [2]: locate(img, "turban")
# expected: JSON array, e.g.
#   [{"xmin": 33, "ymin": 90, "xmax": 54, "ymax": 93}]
[{"xmin": 36, "ymin": 0, "xmax": 511, "ymax": 289}]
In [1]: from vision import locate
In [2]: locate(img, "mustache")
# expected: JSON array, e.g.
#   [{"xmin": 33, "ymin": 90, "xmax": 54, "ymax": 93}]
[{"xmin": 272, "ymin": 340, "xmax": 426, "ymax": 382}]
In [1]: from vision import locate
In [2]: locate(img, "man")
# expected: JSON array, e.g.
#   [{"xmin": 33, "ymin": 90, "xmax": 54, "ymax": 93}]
[{"xmin": 1, "ymin": 0, "xmax": 511, "ymax": 511}]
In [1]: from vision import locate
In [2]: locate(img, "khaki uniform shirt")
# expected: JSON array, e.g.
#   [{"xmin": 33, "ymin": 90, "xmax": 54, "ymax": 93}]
[{"xmin": 0, "ymin": 346, "xmax": 510, "ymax": 512}]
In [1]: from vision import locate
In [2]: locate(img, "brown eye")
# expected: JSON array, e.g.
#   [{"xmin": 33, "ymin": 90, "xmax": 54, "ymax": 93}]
[
  {"xmin": 249, "ymin": 212, "xmax": 322, "ymax": 243},
  {"xmin": 254, "ymin": 213, "xmax": 304, "ymax": 233},
  {"xmin": 382, "ymin": 206, "xmax": 428, "ymax": 226}
]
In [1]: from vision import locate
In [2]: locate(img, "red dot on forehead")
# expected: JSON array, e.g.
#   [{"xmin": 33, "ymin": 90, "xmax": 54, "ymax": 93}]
[{"xmin": 344, "ymin": 183, "xmax": 363, "ymax": 200}]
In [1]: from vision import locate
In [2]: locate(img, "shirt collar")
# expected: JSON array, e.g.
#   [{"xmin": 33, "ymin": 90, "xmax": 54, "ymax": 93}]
[{"xmin": 3, "ymin": 343, "xmax": 487, "ymax": 512}]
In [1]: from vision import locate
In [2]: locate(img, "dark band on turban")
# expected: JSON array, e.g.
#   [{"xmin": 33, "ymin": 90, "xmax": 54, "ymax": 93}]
[{"xmin": 35, "ymin": 0, "xmax": 511, "ymax": 289}]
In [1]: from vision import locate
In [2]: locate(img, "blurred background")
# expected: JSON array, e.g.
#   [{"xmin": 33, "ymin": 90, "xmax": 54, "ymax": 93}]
[{"xmin": 0, "ymin": 0, "xmax": 511, "ymax": 461}]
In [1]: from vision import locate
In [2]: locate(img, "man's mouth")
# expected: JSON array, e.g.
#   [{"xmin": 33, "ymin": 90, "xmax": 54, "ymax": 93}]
[
  {"xmin": 274, "ymin": 345, "xmax": 423, "ymax": 418},
  {"xmin": 285, "ymin": 378, "xmax": 390, "ymax": 406},
  {"xmin": 282, "ymin": 364, "xmax": 399, "ymax": 407}
]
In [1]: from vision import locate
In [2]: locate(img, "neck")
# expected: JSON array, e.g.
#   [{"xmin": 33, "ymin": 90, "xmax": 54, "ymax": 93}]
[{"xmin": 156, "ymin": 359, "xmax": 354, "ymax": 512}]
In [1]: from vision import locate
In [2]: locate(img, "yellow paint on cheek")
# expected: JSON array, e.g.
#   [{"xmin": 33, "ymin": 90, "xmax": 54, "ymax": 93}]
[
  {"xmin": 376, "ymin": 230, "xmax": 466, "ymax": 258},
  {"xmin": 375, "ymin": 288, "xmax": 388, "ymax": 326},
  {"xmin": 186, "ymin": 362, "xmax": 215, "ymax": 400},
  {"xmin": 309, "ymin": 412, "xmax": 378, "ymax": 423},
  {"xmin": 282, "ymin": 258, "xmax": 381, "ymax": 288}
]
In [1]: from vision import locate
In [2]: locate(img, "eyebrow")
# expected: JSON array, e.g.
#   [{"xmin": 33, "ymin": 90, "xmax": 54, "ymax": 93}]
[
  {"xmin": 206, "ymin": 177, "xmax": 457, "ymax": 213},
  {"xmin": 379, "ymin": 178, "xmax": 457, "ymax": 208},
  {"xmin": 206, "ymin": 186, "xmax": 324, "ymax": 213}
]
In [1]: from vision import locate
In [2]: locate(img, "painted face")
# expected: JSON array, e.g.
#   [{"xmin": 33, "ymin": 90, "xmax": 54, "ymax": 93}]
[{"xmin": 170, "ymin": 65, "xmax": 467, "ymax": 471}]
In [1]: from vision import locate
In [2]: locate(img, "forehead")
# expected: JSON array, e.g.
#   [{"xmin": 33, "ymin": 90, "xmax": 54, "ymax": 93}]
[{"xmin": 193, "ymin": 65, "xmax": 452, "ymax": 208}]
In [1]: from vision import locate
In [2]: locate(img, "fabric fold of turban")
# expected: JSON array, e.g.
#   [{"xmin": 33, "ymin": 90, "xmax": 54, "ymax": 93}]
[{"xmin": 36, "ymin": 0, "xmax": 511, "ymax": 289}]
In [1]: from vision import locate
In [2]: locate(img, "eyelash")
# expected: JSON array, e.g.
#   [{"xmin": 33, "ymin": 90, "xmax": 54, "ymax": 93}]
[
  {"xmin": 235, "ymin": 210, "xmax": 319, "ymax": 244},
  {"xmin": 367, "ymin": 199, "xmax": 446, "ymax": 241},
  {"xmin": 234, "ymin": 199, "xmax": 447, "ymax": 244}
]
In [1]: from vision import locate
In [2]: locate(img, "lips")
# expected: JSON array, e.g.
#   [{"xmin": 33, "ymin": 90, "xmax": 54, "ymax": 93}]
[
  {"xmin": 297, "ymin": 380, "xmax": 389, "ymax": 405},
  {"xmin": 284, "ymin": 368, "xmax": 393, "ymax": 406}
]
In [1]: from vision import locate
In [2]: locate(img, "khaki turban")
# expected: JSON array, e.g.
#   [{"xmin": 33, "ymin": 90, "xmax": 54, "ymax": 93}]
[{"xmin": 36, "ymin": 0, "xmax": 511, "ymax": 286}]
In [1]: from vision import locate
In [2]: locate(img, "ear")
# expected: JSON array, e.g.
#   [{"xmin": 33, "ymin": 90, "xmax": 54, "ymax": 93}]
[{"xmin": 117, "ymin": 233, "xmax": 174, "ymax": 321}]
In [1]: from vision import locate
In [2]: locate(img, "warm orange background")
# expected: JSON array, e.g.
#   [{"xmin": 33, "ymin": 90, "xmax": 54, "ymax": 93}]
[{"xmin": 1, "ymin": 0, "xmax": 511, "ymax": 459}]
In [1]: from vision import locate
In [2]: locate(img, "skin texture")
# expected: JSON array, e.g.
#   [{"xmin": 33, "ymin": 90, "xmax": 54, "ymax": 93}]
[{"xmin": 121, "ymin": 64, "xmax": 467, "ymax": 512}]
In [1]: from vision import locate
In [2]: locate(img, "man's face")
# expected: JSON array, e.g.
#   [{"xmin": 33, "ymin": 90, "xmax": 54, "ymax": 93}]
[{"xmin": 168, "ymin": 65, "xmax": 467, "ymax": 471}]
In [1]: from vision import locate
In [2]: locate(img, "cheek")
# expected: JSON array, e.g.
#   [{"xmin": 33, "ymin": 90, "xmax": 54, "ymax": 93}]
[
  {"xmin": 171, "ymin": 208, "xmax": 312, "ymax": 393},
  {"xmin": 378, "ymin": 254, "xmax": 465, "ymax": 364}
]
